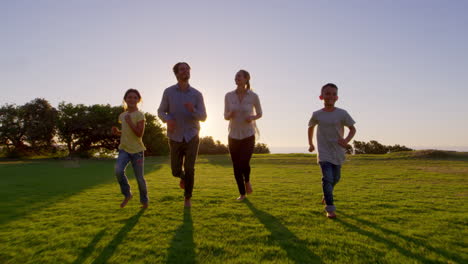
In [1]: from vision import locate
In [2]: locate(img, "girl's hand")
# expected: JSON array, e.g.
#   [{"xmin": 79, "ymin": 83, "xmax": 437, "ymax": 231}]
[
  {"xmin": 111, "ymin": 126, "xmax": 120, "ymax": 136},
  {"xmin": 125, "ymin": 114, "xmax": 132, "ymax": 124}
]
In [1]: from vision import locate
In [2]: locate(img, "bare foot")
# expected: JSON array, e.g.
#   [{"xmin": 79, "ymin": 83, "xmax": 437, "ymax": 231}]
[
  {"xmin": 141, "ymin": 203, "xmax": 148, "ymax": 209},
  {"xmin": 184, "ymin": 198, "xmax": 192, "ymax": 207},
  {"xmin": 179, "ymin": 179, "xmax": 185, "ymax": 189},
  {"xmin": 245, "ymin": 182, "xmax": 253, "ymax": 194},
  {"xmin": 326, "ymin": 211, "xmax": 337, "ymax": 219},
  {"xmin": 236, "ymin": 195, "xmax": 246, "ymax": 201},
  {"xmin": 120, "ymin": 195, "xmax": 133, "ymax": 208}
]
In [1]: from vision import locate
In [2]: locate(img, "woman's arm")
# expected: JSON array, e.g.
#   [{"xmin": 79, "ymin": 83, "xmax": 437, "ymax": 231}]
[{"xmin": 246, "ymin": 94, "xmax": 263, "ymax": 122}]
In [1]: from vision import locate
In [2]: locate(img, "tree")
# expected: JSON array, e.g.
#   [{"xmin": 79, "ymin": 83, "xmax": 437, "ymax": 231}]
[
  {"xmin": 142, "ymin": 113, "xmax": 169, "ymax": 156},
  {"xmin": 353, "ymin": 140, "xmax": 413, "ymax": 154},
  {"xmin": 22, "ymin": 98, "xmax": 58, "ymax": 151},
  {"xmin": 56, "ymin": 103, "xmax": 121, "ymax": 157},
  {"xmin": 254, "ymin": 143, "xmax": 270, "ymax": 154},
  {"xmin": 198, "ymin": 136, "xmax": 229, "ymax": 155},
  {"xmin": 0, "ymin": 104, "xmax": 27, "ymax": 155}
]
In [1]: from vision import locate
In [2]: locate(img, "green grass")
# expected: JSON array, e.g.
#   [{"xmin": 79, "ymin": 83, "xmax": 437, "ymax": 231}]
[{"xmin": 0, "ymin": 152, "xmax": 467, "ymax": 263}]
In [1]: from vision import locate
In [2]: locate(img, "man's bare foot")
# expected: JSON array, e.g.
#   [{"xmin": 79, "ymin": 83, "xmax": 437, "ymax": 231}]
[
  {"xmin": 184, "ymin": 198, "xmax": 192, "ymax": 207},
  {"xmin": 326, "ymin": 211, "xmax": 337, "ymax": 219},
  {"xmin": 236, "ymin": 195, "xmax": 246, "ymax": 201},
  {"xmin": 179, "ymin": 179, "xmax": 185, "ymax": 189},
  {"xmin": 120, "ymin": 195, "xmax": 133, "ymax": 208},
  {"xmin": 245, "ymin": 182, "xmax": 253, "ymax": 194},
  {"xmin": 141, "ymin": 203, "xmax": 148, "ymax": 209}
]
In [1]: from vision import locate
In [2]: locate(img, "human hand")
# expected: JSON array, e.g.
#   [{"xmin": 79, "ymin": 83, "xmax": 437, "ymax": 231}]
[
  {"xmin": 111, "ymin": 126, "xmax": 120, "ymax": 136},
  {"xmin": 308, "ymin": 145, "xmax": 315, "ymax": 152},
  {"xmin": 184, "ymin": 102, "xmax": 194, "ymax": 113},
  {"xmin": 338, "ymin": 138, "xmax": 349, "ymax": 148},
  {"xmin": 229, "ymin": 111, "xmax": 236, "ymax": 119},
  {"xmin": 124, "ymin": 114, "xmax": 132, "ymax": 124},
  {"xmin": 245, "ymin": 115, "xmax": 255, "ymax": 123},
  {"xmin": 167, "ymin": 119, "xmax": 176, "ymax": 132}
]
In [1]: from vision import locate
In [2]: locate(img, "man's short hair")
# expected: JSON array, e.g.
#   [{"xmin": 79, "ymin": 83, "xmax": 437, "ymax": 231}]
[{"xmin": 173, "ymin": 62, "xmax": 191, "ymax": 74}]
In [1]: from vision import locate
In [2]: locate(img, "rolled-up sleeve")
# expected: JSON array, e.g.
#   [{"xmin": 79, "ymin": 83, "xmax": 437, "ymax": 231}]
[
  {"xmin": 192, "ymin": 92, "xmax": 207, "ymax": 121},
  {"xmin": 254, "ymin": 93, "xmax": 263, "ymax": 119},
  {"xmin": 224, "ymin": 93, "xmax": 231, "ymax": 120},
  {"xmin": 157, "ymin": 89, "xmax": 172, "ymax": 123}
]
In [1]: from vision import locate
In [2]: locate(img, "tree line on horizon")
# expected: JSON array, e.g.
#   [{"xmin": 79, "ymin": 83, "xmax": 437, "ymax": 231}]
[{"xmin": 0, "ymin": 98, "xmax": 270, "ymax": 158}]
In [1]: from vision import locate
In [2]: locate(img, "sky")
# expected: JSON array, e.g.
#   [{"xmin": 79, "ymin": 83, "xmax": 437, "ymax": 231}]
[{"xmin": 1, "ymin": 0, "xmax": 468, "ymax": 152}]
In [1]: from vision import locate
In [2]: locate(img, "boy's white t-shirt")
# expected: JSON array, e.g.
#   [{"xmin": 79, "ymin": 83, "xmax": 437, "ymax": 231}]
[{"xmin": 308, "ymin": 108, "xmax": 355, "ymax": 165}]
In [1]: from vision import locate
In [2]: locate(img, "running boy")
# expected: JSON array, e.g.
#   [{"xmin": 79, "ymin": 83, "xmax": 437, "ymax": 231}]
[{"xmin": 308, "ymin": 83, "xmax": 356, "ymax": 218}]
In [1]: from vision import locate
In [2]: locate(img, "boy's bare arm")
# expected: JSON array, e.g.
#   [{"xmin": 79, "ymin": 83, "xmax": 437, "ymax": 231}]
[
  {"xmin": 338, "ymin": 125, "xmax": 356, "ymax": 148},
  {"xmin": 308, "ymin": 125, "xmax": 315, "ymax": 152}
]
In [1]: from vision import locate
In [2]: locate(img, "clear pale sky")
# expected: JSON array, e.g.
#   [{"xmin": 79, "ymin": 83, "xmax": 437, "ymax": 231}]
[{"xmin": 2, "ymin": 0, "xmax": 468, "ymax": 152}]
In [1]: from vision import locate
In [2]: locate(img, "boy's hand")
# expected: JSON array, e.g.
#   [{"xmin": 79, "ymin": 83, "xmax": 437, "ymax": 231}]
[
  {"xmin": 338, "ymin": 138, "xmax": 349, "ymax": 148},
  {"xmin": 308, "ymin": 144, "xmax": 315, "ymax": 152}
]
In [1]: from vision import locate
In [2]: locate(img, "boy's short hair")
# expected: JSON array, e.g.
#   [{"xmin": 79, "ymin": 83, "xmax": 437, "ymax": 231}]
[
  {"xmin": 321, "ymin": 83, "xmax": 338, "ymax": 94},
  {"xmin": 173, "ymin": 62, "xmax": 191, "ymax": 75}
]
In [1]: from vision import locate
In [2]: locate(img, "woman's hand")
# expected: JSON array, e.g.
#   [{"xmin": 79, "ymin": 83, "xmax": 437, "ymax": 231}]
[{"xmin": 245, "ymin": 115, "xmax": 255, "ymax": 123}]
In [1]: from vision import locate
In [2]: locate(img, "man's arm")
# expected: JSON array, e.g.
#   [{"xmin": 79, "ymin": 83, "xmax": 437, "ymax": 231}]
[
  {"xmin": 191, "ymin": 92, "xmax": 207, "ymax": 121},
  {"xmin": 157, "ymin": 90, "xmax": 172, "ymax": 123}
]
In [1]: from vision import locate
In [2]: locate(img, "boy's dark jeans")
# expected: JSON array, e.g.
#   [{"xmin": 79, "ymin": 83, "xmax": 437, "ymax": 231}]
[{"xmin": 319, "ymin": 161, "xmax": 341, "ymax": 212}]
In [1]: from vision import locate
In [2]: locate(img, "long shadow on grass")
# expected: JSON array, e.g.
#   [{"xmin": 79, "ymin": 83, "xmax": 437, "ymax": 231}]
[
  {"xmin": 340, "ymin": 212, "xmax": 461, "ymax": 263},
  {"xmin": 335, "ymin": 217, "xmax": 437, "ymax": 263},
  {"xmin": 72, "ymin": 229, "xmax": 107, "ymax": 264},
  {"xmin": 90, "ymin": 209, "xmax": 145, "ymax": 264},
  {"xmin": 202, "ymin": 154, "xmax": 232, "ymax": 167},
  {"xmin": 0, "ymin": 157, "xmax": 165, "ymax": 225},
  {"xmin": 244, "ymin": 200, "xmax": 322, "ymax": 263},
  {"xmin": 166, "ymin": 207, "xmax": 195, "ymax": 264}
]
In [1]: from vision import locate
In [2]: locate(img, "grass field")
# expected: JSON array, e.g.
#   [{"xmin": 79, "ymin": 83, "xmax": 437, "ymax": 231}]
[{"xmin": 0, "ymin": 151, "xmax": 467, "ymax": 264}]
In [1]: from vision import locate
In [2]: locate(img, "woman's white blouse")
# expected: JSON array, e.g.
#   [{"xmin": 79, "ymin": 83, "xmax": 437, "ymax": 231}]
[{"xmin": 224, "ymin": 90, "xmax": 263, "ymax": 140}]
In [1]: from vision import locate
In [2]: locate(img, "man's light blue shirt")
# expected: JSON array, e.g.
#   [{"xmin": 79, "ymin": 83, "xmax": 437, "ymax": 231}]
[{"xmin": 158, "ymin": 84, "xmax": 207, "ymax": 142}]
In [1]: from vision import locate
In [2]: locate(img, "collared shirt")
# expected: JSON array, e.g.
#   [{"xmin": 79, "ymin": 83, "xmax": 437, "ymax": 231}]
[
  {"xmin": 224, "ymin": 89, "xmax": 263, "ymax": 140},
  {"xmin": 308, "ymin": 107, "xmax": 355, "ymax": 165},
  {"xmin": 158, "ymin": 84, "xmax": 207, "ymax": 142}
]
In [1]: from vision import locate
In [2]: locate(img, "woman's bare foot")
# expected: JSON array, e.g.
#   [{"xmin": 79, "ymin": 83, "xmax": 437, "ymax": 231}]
[
  {"xmin": 120, "ymin": 195, "xmax": 133, "ymax": 208},
  {"xmin": 236, "ymin": 195, "xmax": 246, "ymax": 201},
  {"xmin": 245, "ymin": 182, "xmax": 253, "ymax": 194},
  {"xmin": 179, "ymin": 179, "xmax": 185, "ymax": 189},
  {"xmin": 141, "ymin": 203, "xmax": 148, "ymax": 209},
  {"xmin": 184, "ymin": 198, "xmax": 192, "ymax": 207}
]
